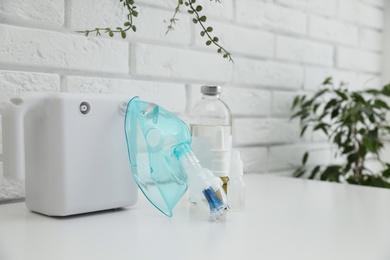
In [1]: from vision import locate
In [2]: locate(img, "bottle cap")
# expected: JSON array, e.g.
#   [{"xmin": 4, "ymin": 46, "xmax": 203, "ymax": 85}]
[
  {"xmin": 230, "ymin": 150, "xmax": 243, "ymax": 177},
  {"xmin": 201, "ymin": 85, "xmax": 222, "ymax": 95}
]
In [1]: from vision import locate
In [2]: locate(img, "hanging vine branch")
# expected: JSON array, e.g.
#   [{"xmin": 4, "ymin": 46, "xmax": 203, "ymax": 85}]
[{"xmin": 78, "ymin": 0, "xmax": 233, "ymax": 62}]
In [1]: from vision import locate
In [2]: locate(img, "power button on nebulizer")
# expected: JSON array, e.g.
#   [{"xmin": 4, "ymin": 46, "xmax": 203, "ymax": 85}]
[{"xmin": 79, "ymin": 101, "xmax": 91, "ymax": 115}]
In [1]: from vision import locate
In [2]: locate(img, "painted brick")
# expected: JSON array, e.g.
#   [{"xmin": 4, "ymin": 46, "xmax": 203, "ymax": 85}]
[
  {"xmin": 332, "ymin": 70, "xmax": 359, "ymax": 89},
  {"xmin": 338, "ymin": 0, "xmax": 359, "ymax": 24},
  {"xmin": 188, "ymin": 85, "xmax": 271, "ymax": 117},
  {"xmin": 271, "ymin": 91, "xmax": 297, "ymax": 117},
  {"xmin": 0, "ymin": 70, "xmax": 60, "ymax": 111},
  {"xmin": 236, "ymin": 1, "xmax": 307, "ymax": 35},
  {"xmin": 233, "ymin": 118, "xmax": 299, "ymax": 146},
  {"xmin": 0, "ymin": 116, "xmax": 2, "ymax": 154},
  {"xmin": 311, "ymin": 128, "xmax": 329, "ymax": 143},
  {"xmin": 262, "ymin": 3, "xmax": 307, "ymax": 35},
  {"xmin": 132, "ymin": 44, "xmax": 233, "ymax": 82},
  {"xmin": 268, "ymin": 143, "xmax": 332, "ymax": 172},
  {"xmin": 138, "ymin": 0, "xmax": 176, "ymax": 9},
  {"xmin": 0, "ymin": 117, "xmax": 3, "ymax": 155},
  {"xmin": 0, "ymin": 163, "xmax": 25, "ymax": 200},
  {"xmin": 309, "ymin": 15, "xmax": 358, "ymax": 46},
  {"xmin": 274, "ymin": 0, "xmax": 307, "ymax": 9},
  {"xmin": 0, "ymin": 0, "xmax": 64, "ymax": 26},
  {"xmin": 68, "ymin": 2, "xmax": 191, "ymax": 45},
  {"xmin": 195, "ymin": 0, "xmax": 234, "ymax": 20},
  {"xmin": 304, "ymin": 67, "xmax": 357, "ymax": 91},
  {"xmin": 358, "ymin": 3, "xmax": 385, "ymax": 29},
  {"xmin": 276, "ymin": 36, "xmax": 334, "ymax": 66},
  {"xmin": 337, "ymin": 47, "xmax": 382, "ymax": 73},
  {"xmin": 64, "ymin": 76, "xmax": 186, "ymax": 114},
  {"xmin": 236, "ymin": 0, "xmax": 266, "ymax": 27},
  {"xmin": 338, "ymin": 1, "xmax": 385, "ymax": 29},
  {"xmin": 194, "ymin": 21, "xmax": 274, "ymax": 58},
  {"xmin": 222, "ymin": 87, "xmax": 271, "ymax": 117},
  {"xmin": 186, "ymin": 85, "xmax": 203, "ymax": 114},
  {"xmin": 305, "ymin": 67, "xmax": 369, "ymax": 93},
  {"xmin": 0, "ymin": 24, "xmax": 129, "ymax": 74},
  {"xmin": 307, "ymin": 0, "xmax": 337, "ymax": 17},
  {"xmin": 357, "ymin": 73, "xmax": 383, "ymax": 90},
  {"xmin": 361, "ymin": 0, "xmax": 386, "ymax": 8},
  {"xmin": 360, "ymin": 28, "xmax": 383, "ymax": 52},
  {"xmin": 140, "ymin": 0, "xmax": 234, "ymax": 20},
  {"xmin": 233, "ymin": 58, "xmax": 304, "ymax": 89},
  {"xmin": 304, "ymin": 67, "xmax": 332, "ymax": 90},
  {"xmin": 239, "ymin": 147, "xmax": 268, "ymax": 173}
]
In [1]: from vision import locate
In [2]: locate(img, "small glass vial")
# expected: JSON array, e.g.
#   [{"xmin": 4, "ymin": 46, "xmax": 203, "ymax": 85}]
[
  {"xmin": 190, "ymin": 85, "xmax": 232, "ymax": 194},
  {"xmin": 228, "ymin": 150, "xmax": 245, "ymax": 211}
]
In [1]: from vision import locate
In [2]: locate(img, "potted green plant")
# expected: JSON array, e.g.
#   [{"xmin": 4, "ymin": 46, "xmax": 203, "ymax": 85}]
[
  {"xmin": 291, "ymin": 77, "xmax": 390, "ymax": 188},
  {"xmin": 78, "ymin": 0, "xmax": 233, "ymax": 61}
]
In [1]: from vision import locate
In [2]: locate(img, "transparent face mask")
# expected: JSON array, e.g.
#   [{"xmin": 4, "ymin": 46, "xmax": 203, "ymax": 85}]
[
  {"xmin": 125, "ymin": 97, "xmax": 189, "ymax": 216},
  {"xmin": 125, "ymin": 97, "xmax": 228, "ymax": 220}
]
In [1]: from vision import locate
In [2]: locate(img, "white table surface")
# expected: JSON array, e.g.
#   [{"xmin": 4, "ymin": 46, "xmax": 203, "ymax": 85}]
[{"xmin": 1, "ymin": 174, "xmax": 390, "ymax": 260}]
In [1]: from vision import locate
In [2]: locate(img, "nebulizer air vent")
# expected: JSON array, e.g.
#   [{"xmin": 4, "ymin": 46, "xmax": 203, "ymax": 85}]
[{"xmin": 124, "ymin": 97, "xmax": 228, "ymax": 220}]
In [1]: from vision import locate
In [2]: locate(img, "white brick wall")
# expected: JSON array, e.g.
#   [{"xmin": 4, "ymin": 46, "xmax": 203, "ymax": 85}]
[
  {"xmin": 0, "ymin": 0, "xmax": 387, "ymax": 200},
  {"xmin": 0, "ymin": 0, "xmax": 64, "ymax": 27}
]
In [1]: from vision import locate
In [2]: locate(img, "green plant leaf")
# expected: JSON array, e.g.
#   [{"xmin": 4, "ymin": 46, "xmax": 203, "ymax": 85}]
[
  {"xmin": 363, "ymin": 137, "xmax": 374, "ymax": 152},
  {"xmin": 292, "ymin": 168, "xmax": 306, "ymax": 178},
  {"xmin": 302, "ymin": 152, "xmax": 309, "ymax": 165},
  {"xmin": 324, "ymin": 99, "xmax": 337, "ymax": 110},
  {"xmin": 342, "ymin": 146, "xmax": 354, "ymax": 154},
  {"xmin": 300, "ymin": 125, "xmax": 308, "ymax": 137},
  {"xmin": 309, "ymin": 166, "xmax": 320, "ymax": 179},
  {"xmin": 374, "ymin": 99, "xmax": 389, "ymax": 109},
  {"xmin": 323, "ymin": 77, "xmax": 333, "ymax": 85},
  {"xmin": 335, "ymin": 90, "xmax": 348, "ymax": 100},
  {"xmin": 331, "ymin": 107, "xmax": 339, "ymax": 119},
  {"xmin": 320, "ymin": 165, "xmax": 341, "ymax": 182},
  {"xmin": 351, "ymin": 93, "xmax": 366, "ymax": 104},
  {"xmin": 313, "ymin": 103, "xmax": 320, "ymax": 113},
  {"xmin": 366, "ymin": 89, "xmax": 380, "ymax": 95},
  {"xmin": 313, "ymin": 123, "xmax": 329, "ymax": 135},
  {"xmin": 381, "ymin": 84, "xmax": 390, "ymax": 96},
  {"xmin": 292, "ymin": 95, "xmax": 300, "ymax": 109},
  {"xmin": 290, "ymin": 110, "xmax": 304, "ymax": 119},
  {"xmin": 347, "ymin": 153, "xmax": 358, "ymax": 164},
  {"xmin": 382, "ymin": 165, "xmax": 390, "ymax": 178},
  {"xmin": 312, "ymin": 89, "xmax": 328, "ymax": 99}
]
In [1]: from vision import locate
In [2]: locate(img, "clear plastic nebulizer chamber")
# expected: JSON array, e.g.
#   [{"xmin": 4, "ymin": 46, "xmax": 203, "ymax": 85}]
[{"xmin": 124, "ymin": 97, "xmax": 228, "ymax": 220}]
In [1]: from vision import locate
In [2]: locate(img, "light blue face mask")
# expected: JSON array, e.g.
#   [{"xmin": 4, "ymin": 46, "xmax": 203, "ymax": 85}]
[{"xmin": 124, "ymin": 97, "xmax": 228, "ymax": 220}]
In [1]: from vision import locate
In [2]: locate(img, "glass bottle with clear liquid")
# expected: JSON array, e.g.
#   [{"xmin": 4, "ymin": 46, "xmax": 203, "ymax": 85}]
[{"xmin": 190, "ymin": 85, "xmax": 232, "ymax": 194}]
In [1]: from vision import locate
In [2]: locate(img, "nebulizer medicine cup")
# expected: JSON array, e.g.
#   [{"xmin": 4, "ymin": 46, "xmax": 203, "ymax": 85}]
[{"xmin": 174, "ymin": 143, "xmax": 228, "ymax": 220}]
